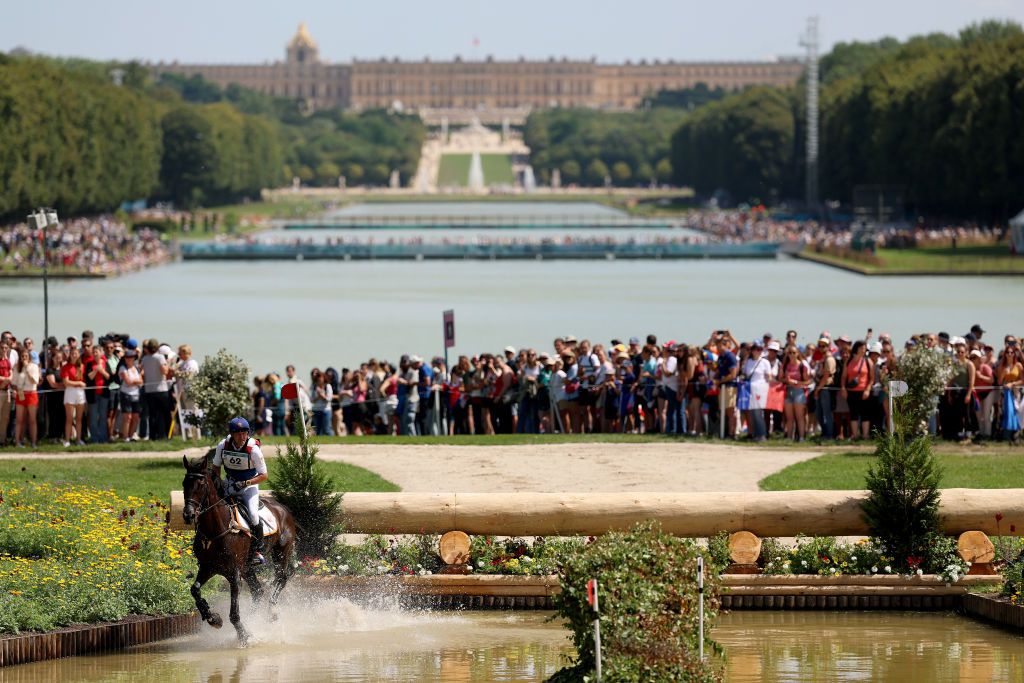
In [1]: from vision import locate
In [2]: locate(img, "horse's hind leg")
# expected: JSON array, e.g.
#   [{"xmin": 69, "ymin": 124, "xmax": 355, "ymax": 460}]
[
  {"xmin": 191, "ymin": 566, "xmax": 223, "ymax": 629},
  {"xmin": 268, "ymin": 541, "xmax": 294, "ymax": 606},
  {"xmin": 228, "ymin": 569, "xmax": 250, "ymax": 646}
]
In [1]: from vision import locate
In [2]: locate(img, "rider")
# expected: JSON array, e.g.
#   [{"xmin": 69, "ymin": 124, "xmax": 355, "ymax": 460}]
[{"xmin": 212, "ymin": 417, "xmax": 269, "ymax": 564}]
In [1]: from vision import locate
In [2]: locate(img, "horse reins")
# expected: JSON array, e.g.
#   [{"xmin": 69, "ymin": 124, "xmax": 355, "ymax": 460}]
[{"xmin": 184, "ymin": 472, "xmax": 234, "ymax": 542}]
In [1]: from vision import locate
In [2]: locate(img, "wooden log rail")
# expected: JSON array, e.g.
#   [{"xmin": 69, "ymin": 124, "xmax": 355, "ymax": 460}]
[{"xmin": 169, "ymin": 490, "xmax": 1024, "ymax": 537}]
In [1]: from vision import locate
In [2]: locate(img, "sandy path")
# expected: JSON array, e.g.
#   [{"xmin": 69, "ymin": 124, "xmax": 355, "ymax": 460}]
[{"xmin": 3, "ymin": 442, "xmax": 822, "ymax": 492}]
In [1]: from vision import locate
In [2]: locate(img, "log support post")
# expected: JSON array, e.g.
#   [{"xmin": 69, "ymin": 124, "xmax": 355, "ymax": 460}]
[
  {"xmin": 957, "ymin": 530, "xmax": 998, "ymax": 575},
  {"xmin": 439, "ymin": 531, "xmax": 471, "ymax": 575},
  {"xmin": 726, "ymin": 530, "xmax": 761, "ymax": 574}
]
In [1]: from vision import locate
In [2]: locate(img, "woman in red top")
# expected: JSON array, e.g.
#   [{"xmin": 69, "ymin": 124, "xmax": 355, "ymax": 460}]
[
  {"xmin": 840, "ymin": 340, "xmax": 874, "ymax": 441},
  {"xmin": 61, "ymin": 347, "xmax": 88, "ymax": 447}
]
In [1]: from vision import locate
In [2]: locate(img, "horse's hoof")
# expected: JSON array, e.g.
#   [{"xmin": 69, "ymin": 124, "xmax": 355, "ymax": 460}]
[{"xmin": 208, "ymin": 613, "xmax": 223, "ymax": 629}]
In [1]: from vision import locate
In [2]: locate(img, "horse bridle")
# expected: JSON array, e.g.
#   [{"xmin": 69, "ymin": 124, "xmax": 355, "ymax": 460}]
[{"xmin": 183, "ymin": 472, "xmax": 228, "ymax": 524}]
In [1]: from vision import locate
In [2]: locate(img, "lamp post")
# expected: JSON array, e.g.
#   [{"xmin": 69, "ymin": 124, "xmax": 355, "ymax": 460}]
[{"xmin": 27, "ymin": 208, "xmax": 58, "ymax": 363}]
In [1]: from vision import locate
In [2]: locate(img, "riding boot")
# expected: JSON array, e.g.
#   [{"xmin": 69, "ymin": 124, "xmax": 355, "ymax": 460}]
[{"xmin": 250, "ymin": 521, "xmax": 266, "ymax": 565}]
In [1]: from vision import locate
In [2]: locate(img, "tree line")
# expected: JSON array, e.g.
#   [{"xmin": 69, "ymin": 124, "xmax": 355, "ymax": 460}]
[
  {"xmin": 0, "ymin": 58, "xmax": 425, "ymax": 219},
  {"xmin": 524, "ymin": 108, "xmax": 684, "ymax": 188},
  {"xmin": 671, "ymin": 20, "xmax": 1024, "ymax": 219}
]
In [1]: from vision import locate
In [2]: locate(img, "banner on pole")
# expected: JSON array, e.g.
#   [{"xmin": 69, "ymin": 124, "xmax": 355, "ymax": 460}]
[
  {"xmin": 443, "ymin": 309, "xmax": 456, "ymax": 349},
  {"xmin": 587, "ymin": 578, "xmax": 599, "ymax": 612},
  {"xmin": 280, "ymin": 382, "xmax": 299, "ymax": 400}
]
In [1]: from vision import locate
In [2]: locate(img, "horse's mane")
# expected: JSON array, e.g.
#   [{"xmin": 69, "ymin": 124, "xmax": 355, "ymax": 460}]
[{"xmin": 203, "ymin": 447, "xmax": 226, "ymax": 497}]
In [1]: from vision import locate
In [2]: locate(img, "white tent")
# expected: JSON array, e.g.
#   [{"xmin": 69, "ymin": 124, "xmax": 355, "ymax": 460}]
[{"xmin": 1012, "ymin": 209, "xmax": 1024, "ymax": 255}]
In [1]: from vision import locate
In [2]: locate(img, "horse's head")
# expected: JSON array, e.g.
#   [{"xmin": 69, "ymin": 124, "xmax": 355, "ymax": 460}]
[{"xmin": 182, "ymin": 451, "xmax": 216, "ymax": 525}]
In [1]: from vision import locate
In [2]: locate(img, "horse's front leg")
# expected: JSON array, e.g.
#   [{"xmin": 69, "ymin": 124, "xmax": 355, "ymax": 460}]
[
  {"xmin": 191, "ymin": 566, "xmax": 222, "ymax": 629},
  {"xmin": 228, "ymin": 568, "xmax": 249, "ymax": 646}
]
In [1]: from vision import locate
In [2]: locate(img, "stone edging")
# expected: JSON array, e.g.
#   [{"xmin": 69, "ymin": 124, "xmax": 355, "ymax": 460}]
[
  {"xmin": 0, "ymin": 613, "xmax": 200, "ymax": 668},
  {"xmin": 962, "ymin": 593, "xmax": 1024, "ymax": 634}
]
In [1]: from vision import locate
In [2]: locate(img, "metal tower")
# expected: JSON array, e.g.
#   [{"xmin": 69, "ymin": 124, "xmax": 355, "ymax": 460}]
[{"xmin": 800, "ymin": 16, "xmax": 820, "ymax": 212}]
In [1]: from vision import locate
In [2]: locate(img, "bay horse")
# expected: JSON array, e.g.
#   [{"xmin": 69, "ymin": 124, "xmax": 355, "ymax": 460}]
[{"xmin": 181, "ymin": 453, "xmax": 297, "ymax": 645}]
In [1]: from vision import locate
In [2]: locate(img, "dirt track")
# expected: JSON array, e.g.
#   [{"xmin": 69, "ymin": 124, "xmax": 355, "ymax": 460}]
[{"xmin": 4, "ymin": 442, "xmax": 822, "ymax": 492}]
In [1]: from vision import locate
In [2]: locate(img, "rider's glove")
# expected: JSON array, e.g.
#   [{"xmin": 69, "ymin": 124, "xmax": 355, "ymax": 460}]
[{"xmin": 228, "ymin": 480, "xmax": 245, "ymax": 495}]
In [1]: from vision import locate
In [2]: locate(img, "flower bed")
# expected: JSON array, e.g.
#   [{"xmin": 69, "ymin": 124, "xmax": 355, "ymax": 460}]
[{"xmin": 0, "ymin": 482, "xmax": 197, "ymax": 634}]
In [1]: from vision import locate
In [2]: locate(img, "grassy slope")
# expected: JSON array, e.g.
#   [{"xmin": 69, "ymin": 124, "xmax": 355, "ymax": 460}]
[
  {"xmin": 480, "ymin": 154, "xmax": 514, "ymax": 185},
  {"xmin": 437, "ymin": 154, "xmax": 471, "ymax": 187},
  {"xmin": 760, "ymin": 449, "xmax": 1024, "ymax": 490},
  {"xmin": 0, "ymin": 457, "xmax": 398, "ymax": 502}
]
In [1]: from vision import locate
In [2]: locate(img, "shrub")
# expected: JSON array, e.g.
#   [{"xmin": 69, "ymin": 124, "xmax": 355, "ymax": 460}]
[
  {"xmin": 705, "ymin": 531, "xmax": 731, "ymax": 572},
  {"xmin": 270, "ymin": 414, "xmax": 343, "ymax": 558},
  {"xmin": 185, "ymin": 349, "xmax": 250, "ymax": 436},
  {"xmin": 862, "ymin": 430, "xmax": 942, "ymax": 571},
  {"xmin": 891, "ymin": 348, "xmax": 954, "ymax": 433},
  {"xmin": 757, "ymin": 537, "xmax": 790, "ymax": 573},
  {"xmin": 549, "ymin": 521, "xmax": 722, "ymax": 683}
]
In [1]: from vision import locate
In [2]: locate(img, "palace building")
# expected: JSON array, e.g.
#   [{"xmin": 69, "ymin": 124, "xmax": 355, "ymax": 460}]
[{"xmin": 155, "ymin": 24, "xmax": 804, "ymax": 113}]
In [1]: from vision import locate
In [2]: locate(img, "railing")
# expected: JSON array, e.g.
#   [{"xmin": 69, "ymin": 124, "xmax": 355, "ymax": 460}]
[
  {"xmin": 180, "ymin": 241, "xmax": 780, "ymax": 261},
  {"xmin": 282, "ymin": 216, "xmax": 693, "ymax": 230}
]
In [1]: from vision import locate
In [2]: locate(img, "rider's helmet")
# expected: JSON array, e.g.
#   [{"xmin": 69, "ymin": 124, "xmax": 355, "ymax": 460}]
[{"xmin": 228, "ymin": 417, "xmax": 250, "ymax": 434}]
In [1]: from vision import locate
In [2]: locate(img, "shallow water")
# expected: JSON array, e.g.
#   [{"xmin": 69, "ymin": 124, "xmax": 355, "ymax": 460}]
[{"xmin": 4, "ymin": 601, "xmax": 1021, "ymax": 682}]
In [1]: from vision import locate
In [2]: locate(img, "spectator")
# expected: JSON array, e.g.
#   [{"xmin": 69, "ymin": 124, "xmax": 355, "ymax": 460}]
[
  {"xmin": 11, "ymin": 347, "xmax": 40, "ymax": 448},
  {"xmin": 60, "ymin": 347, "xmax": 88, "ymax": 447}
]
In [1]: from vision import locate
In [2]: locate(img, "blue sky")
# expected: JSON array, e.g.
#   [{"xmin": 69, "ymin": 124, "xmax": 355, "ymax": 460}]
[{"xmin": 3, "ymin": 1, "xmax": 1022, "ymax": 64}]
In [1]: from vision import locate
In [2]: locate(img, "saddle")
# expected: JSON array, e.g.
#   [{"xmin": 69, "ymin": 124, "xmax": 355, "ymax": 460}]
[{"xmin": 228, "ymin": 499, "xmax": 280, "ymax": 537}]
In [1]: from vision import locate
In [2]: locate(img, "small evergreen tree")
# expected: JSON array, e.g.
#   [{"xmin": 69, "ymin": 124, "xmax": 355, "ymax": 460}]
[
  {"xmin": 862, "ymin": 420, "xmax": 942, "ymax": 570},
  {"xmin": 270, "ymin": 413, "xmax": 343, "ymax": 558},
  {"xmin": 186, "ymin": 349, "xmax": 249, "ymax": 437}
]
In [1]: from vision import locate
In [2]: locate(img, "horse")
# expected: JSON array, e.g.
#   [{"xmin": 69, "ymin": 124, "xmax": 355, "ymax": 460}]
[{"xmin": 181, "ymin": 453, "xmax": 297, "ymax": 645}]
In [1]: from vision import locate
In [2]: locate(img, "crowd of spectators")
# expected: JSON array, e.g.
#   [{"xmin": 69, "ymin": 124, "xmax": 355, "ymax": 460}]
[
  {"xmin": 254, "ymin": 325, "xmax": 1023, "ymax": 444},
  {"xmin": 0, "ymin": 330, "xmax": 198, "ymax": 448},
  {"xmin": 0, "ymin": 216, "xmax": 170, "ymax": 275}
]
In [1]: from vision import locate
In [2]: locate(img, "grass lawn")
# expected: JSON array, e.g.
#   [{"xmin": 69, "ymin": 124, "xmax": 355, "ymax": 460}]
[
  {"xmin": 437, "ymin": 154, "xmax": 472, "ymax": 187},
  {"xmin": 0, "ymin": 457, "xmax": 398, "ymax": 502},
  {"xmin": 480, "ymin": 154, "xmax": 514, "ymax": 185},
  {"xmin": 760, "ymin": 449, "xmax": 1024, "ymax": 491},
  {"xmin": 802, "ymin": 244, "xmax": 1023, "ymax": 275}
]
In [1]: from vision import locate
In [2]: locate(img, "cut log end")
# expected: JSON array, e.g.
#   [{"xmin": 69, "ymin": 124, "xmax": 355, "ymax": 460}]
[
  {"xmin": 729, "ymin": 531, "xmax": 761, "ymax": 565},
  {"xmin": 957, "ymin": 530, "xmax": 995, "ymax": 564},
  {"xmin": 439, "ymin": 530, "xmax": 471, "ymax": 565}
]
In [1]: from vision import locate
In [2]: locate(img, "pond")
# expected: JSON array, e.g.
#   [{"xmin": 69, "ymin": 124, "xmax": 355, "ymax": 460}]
[{"xmin": 4, "ymin": 600, "xmax": 1021, "ymax": 682}]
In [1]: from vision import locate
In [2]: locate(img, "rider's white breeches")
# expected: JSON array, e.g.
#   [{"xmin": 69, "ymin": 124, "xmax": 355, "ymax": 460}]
[{"xmin": 234, "ymin": 486, "xmax": 260, "ymax": 527}]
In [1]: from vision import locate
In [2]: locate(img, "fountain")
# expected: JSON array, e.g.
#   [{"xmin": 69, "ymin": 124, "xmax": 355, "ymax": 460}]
[
  {"xmin": 467, "ymin": 151, "xmax": 485, "ymax": 193},
  {"xmin": 523, "ymin": 165, "xmax": 537, "ymax": 193}
]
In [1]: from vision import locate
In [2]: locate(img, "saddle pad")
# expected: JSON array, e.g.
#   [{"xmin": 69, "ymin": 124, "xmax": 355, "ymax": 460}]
[{"xmin": 230, "ymin": 504, "xmax": 279, "ymax": 536}]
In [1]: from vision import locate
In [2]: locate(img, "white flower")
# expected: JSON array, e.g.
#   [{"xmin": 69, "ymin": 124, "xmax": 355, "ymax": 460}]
[
  {"xmin": 467, "ymin": 566, "xmax": 473, "ymax": 572},
  {"xmin": 522, "ymin": 556, "xmax": 532, "ymax": 563},
  {"xmin": 851, "ymin": 556, "xmax": 857, "ymax": 562},
  {"xmin": 916, "ymin": 569, "xmax": 924, "ymax": 576},
  {"xmin": 477, "ymin": 560, "xmax": 485, "ymax": 568},
  {"xmin": 884, "ymin": 566, "xmax": 892, "ymax": 573},
  {"xmin": 829, "ymin": 567, "xmax": 836, "ymax": 574},
  {"xmin": 340, "ymin": 564, "xmax": 349, "ymax": 573},
  {"xmin": 871, "ymin": 566, "xmax": 878, "ymax": 573},
  {"xmin": 801, "ymin": 560, "xmax": 808, "ymax": 567}
]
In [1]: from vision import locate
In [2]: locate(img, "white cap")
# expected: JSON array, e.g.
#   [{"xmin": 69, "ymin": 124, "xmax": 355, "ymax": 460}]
[
  {"xmin": 868, "ymin": 341, "xmax": 883, "ymax": 354},
  {"xmin": 951, "ymin": 336, "xmax": 967, "ymax": 346},
  {"xmin": 504, "ymin": 346, "xmax": 516, "ymax": 354},
  {"xmin": 410, "ymin": 355, "xmax": 423, "ymax": 364},
  {"xmin": 766, "ymin": 341, "xmax": 781, "ymax": 351}
]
